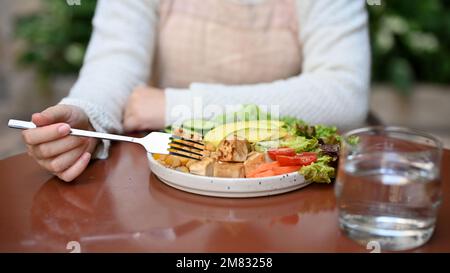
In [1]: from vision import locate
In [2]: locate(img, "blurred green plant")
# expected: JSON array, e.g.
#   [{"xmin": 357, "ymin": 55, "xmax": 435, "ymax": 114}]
[
  {"xmin": 15, "ymin": 0, "xmax": 96, "ymax": 77},
  {"xmin": 369, "ymin": 0, "xmax": 450, "ymax": 94},
  {"xmin": 14, "ymin": 0, "xmax": 450, "ymax": 94}
]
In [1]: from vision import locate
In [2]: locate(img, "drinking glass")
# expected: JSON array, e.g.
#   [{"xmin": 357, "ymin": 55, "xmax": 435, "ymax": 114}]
[{"xmin": 335, "ymin": 126, "xmax": 443, "ymax": 251}]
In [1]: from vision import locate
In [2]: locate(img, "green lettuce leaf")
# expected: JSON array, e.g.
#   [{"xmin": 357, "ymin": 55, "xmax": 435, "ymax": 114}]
[
  {"xmin": 299, "ymin": 155, "xmax": 336, "ymax": 183},
  {"xmin": 347, "ymin": 135, "xmax": 359, "ymax": 145},
  {"xmin": 280, "ymin": 116, "xmax": 307, "ymax": 135},
  {"xmin": 314, "ymin": 125, "xmax": 341, "ymax": 144},
  {"xmin": 280, "ymin": 136, "xmax": 319, "ymax": 153}
]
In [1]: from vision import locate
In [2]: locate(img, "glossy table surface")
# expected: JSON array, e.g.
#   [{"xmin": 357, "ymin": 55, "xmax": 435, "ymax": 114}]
[{"xmin": 0, "ymin": 142, "xmax": 449, "ymax": 252}]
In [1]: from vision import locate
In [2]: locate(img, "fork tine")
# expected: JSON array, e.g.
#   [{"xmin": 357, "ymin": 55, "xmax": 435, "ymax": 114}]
[
  {"xmin": 147, "ymin": 132, "xmax": 205, "ymax": 160},
  {"xmin": 170, "ymin": 136, "xmax": 205, "ymax": 147},
  {"xmin": 168, "ymin": 151, "xmax": 202, "ymax": 160},
  {"xmin": 169, "ymin": 139, "xmax": 204, "ymax": 151},
  {"xmin": 170, "ymin": 139, "xmax": 205, "ymax": 152},
  {"xmin": 168, "ymin": 148, "xmax": 203, "ymax": 160},
  {"xmin": 168, "ymin": 145, "xmax": 203, "ymax": 157}
]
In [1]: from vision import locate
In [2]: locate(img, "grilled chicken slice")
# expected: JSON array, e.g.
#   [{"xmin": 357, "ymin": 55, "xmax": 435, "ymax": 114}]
[
  {"xmin": 216, "ymin": 136, "xmax": 250, "ymax": 162},
  {"xmin": 189, "ymin": 158, "xmax": 215, "ymax": 176},
  {"xmin": 243, "ymin": 152, "xmax": 265, "ymax": 177},
  {"xmin": 213, "ymin": 162, "xmax": 245, "ymax": 178},
  {"xmin": 172, "ymin": 127, "xmax": 203, "ymax": 141}
]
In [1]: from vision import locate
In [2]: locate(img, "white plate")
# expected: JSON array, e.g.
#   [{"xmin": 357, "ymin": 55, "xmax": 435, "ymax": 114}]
[{"xmin": 147, "ymin": 153, "xmax": 312, "ymax": 198}]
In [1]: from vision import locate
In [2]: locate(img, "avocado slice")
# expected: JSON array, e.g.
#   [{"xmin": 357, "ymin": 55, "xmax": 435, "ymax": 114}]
[
  {"xmin": 204, "ymin": 120, "xmax": 285, "ymax": 146},
  {"xmin": 232, "ymin": 128, "xmax": 287, "ymax": 143}
]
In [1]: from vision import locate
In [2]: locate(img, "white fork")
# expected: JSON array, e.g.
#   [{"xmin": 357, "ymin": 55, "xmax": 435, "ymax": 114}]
[{"xmin": 8, "ymin": 119, "xmax": 175, "ymax": 155}]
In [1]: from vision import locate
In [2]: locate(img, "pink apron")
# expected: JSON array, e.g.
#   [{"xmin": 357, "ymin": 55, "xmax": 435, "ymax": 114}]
[{"xmin": 151, "ymin": 0, "xmax": 302, "ymax": 88}]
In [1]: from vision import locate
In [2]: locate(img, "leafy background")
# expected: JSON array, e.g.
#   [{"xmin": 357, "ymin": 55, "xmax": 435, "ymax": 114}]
[{"xmin": 14, "ymin": 0, "xmax": 450, "ymax": 94}]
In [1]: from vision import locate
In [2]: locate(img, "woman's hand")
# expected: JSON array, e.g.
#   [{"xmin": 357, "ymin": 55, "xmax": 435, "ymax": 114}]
[
  {"xmin": 22, "ymin": 105, "xmax": 98, "ymax": 182},
  {"xmin": 123, "ymin": 85, "xmax": 166, "ymax": 132}
]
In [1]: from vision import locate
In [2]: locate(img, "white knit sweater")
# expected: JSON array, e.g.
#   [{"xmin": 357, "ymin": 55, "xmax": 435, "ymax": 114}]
[{"xmin": 60, "ymin": 0, "xmax": 371, "ymax": 159}]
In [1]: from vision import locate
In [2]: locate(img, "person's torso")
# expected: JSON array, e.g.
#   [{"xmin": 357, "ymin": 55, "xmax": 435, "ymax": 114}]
[{"xmin": 151, "ymin": 0, "xmax": 302, "ymax": 88}]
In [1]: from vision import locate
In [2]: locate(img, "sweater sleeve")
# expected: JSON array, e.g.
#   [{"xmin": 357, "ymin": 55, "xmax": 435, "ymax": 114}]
[
  {"xmin": 165, "ymin": 0, "xmax": 371, "ymax": 130},
  {"xmin": 59, "ymin": 0, "xmax": 159, "ymax": 159}
]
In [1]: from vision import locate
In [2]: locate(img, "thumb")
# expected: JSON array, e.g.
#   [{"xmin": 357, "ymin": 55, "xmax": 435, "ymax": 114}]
[{"xmin": 32, "ymin": 105, "xmax": 73, "ymax": 127}]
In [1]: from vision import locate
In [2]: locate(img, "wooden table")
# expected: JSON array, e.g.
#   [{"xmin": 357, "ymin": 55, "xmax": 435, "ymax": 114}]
[{"xmin": 0, "ymin": 142, "xmax": 449, "ymax": 252}]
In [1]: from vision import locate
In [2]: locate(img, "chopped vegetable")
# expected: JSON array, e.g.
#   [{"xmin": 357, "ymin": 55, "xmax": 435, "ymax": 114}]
[
  {"xmin": 319, "ymin": 144, "xmax": 340, "ymax": 161},
  {"xmin": 296, "ymin": 124, "xmax": 316, "ymax": 139},
  {"xmin": 272, "ymin": 165, "xmax": 302, "ymax": 175},
  {"xmin": 248, "ymin": 169, "xmax": 276, "ymax": 178},
  {"xmin": 233, "ymin": 128, "xmax": 287, "ymax": 143},
  {"xmin": 347, "ymin": 135, "xmax": 360, "ymax": 145},
  {"xmin": 244, "ymin": 152, "xmax": 266, "ymax": 176},
  {"xmin": 295, "ymin": 123, "xmax": 342, "ymax": 145},
  {"xmin": 254, "ymin": 140, "xmax": 280, "ymax": 152},
  {"xmin": 281, "ymin": 116, "xmax": 307, "ymax": 136},
  {"xmin": 246, "ymin": 161, "xmax": 280, "ymax": 177},
  {"xmin": 280, "ymin": 136, "xmax": 318, "ymax": 153},
  {"xmin": 164, "ymin": 126, "xmax": 172, "ymax": 134},
  {"xmin": 267, "ymin": 148, "xmax": 296, "ymax": 161},
  {"xmin": 158, "ymin": 106, "xmax": 344, "ymax": 183},
  {"xmin": 276, "ymin": 152, "xmax": 317, "ymax": 166},
  {"xmin": 182, "ymin": 119, "xmax": 216, "ymax": 133},
  {"xmin": 299, "ymin": 156, "xmax": 335, "ymax": 183},
  {"xmin": 204, "ymin": 119, "xmax": 283, "ymax": 147},
  {"xmin": 314, "ymin": 125, "xmax": 340, "ymax": 143},
  {"xmin": 247, "ymin": 162, "xmax": 301, "ymax": 178}
]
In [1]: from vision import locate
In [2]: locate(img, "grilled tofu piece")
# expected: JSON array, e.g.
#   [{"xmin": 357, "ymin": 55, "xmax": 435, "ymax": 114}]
[
  {"xmin": 244, "ymin": 152, "xmax": 266, "ymax": 177},
  {"xmin": 216, "ymin": 136, "xmax": 250, "ymax": 162},
  {"xmin": 172, "ymin": 127, "xmax": 203, "ymax": 141},
  {"xmin": 213, "ymin": 162, "xmax": 245, "ymax": 178},
  {"xmin": 189, "ymin": 158, "xmax": 215, "ymax": 176}
]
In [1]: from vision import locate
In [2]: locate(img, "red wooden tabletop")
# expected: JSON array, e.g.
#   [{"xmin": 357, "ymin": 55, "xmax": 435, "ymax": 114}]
[{"xmin": 0, "ymin": 142, "xmax": 449, "ymax": 252}]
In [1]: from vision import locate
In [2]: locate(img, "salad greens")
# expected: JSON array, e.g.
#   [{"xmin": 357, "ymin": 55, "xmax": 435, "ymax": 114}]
[
  {"xmin": 299, "ymin": 156, "xmax": 336, "ymax": 183},
  {"xmin": 347, "ymin": 135, "xmax": 360, "ymax": 146},
  {"xmin": 167, "ymin": 105, "xmax": 349, "ymax": 183},
  {"xmin": 280, "ymin": 115, "xmax": 345, "ymax": 183},
  {"xmin": 282, "ymin": 116, "xmax": 341, "ymax": 145},
  {"xmin": 280, "ymin": 136, "xmax": 318, "ymax": 153}
]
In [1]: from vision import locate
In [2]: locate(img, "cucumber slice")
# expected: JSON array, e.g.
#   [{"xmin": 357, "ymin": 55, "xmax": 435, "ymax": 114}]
[
  {"xmin": 254, "ymin": 140, "xmax": 280, "ymax": 152},
  {"xmin": 164, "ymin": 125, "xmax": 172, "ymax": 134},
  {"xmin": 182, "ymin": 119, "xmax": 216, "ymax": 132}
]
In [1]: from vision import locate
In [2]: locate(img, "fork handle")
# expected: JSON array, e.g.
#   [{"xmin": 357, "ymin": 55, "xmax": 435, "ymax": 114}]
[{"xmin": 8, "ymin": 119, "xmax": 138, "ymax": 143}]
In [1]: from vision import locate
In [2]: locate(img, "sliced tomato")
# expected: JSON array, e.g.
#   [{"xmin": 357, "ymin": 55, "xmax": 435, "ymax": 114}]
[
  {"xmin": 267, "ymin": 148, "xmax": 296, "ymax": 161},
  {"xmin": 298, "ymin": 152, "xmax": 317, "ymax": 157},
  {"xmin": 298, "ymin": 152, "xmax": 318, "ymax": 165},
  {"xmin": 272, "ymin": 165, "xmax": 301, "ymax": 175},
  {"xmin": 276, "ymin": 153, "xmax": 317, "ymax": 166}
]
